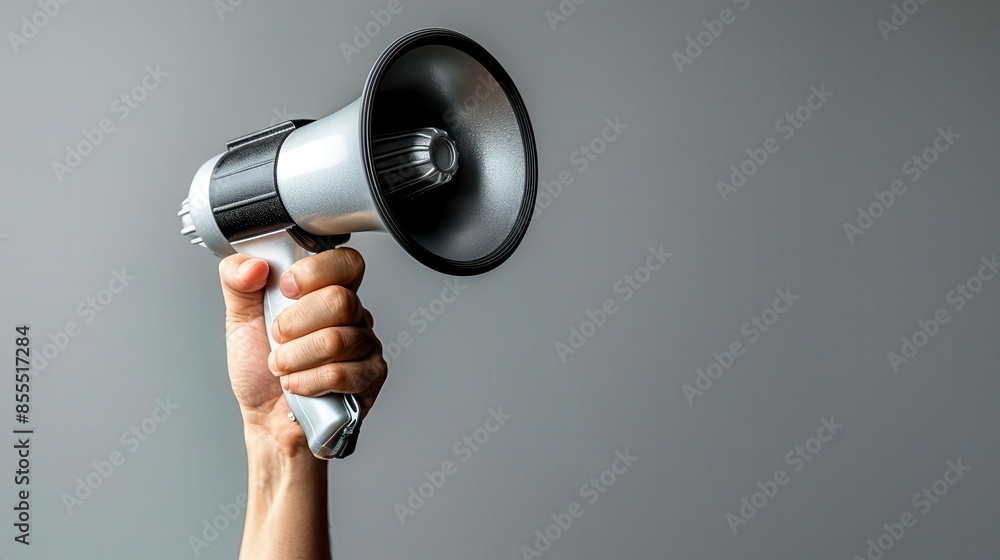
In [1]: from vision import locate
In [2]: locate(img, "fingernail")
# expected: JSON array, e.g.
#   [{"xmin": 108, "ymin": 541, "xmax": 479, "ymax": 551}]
[
  {"xmin": 267, "ymin": 352, "xmax": 278, "ymax": 374},
  {"xmin": 279, "ymin": 272, "xmax": 300, "ymax": 298},
  {"xmin": 280, "ymin": 376, "xmax": 289, "ymax": 390},
  {"xmin": 272, "ymin": 321, "xmax": 282, "ymax": 343}
]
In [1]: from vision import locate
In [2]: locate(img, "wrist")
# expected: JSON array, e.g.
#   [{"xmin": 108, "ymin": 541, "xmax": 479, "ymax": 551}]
[
  {"xmin": 243, "ymin": 426, "xmax": 327, "ymax": 521},
  {"xmin": 240, "ymin": 426, "xmax": 331, "ymax": 560},
  {"xmin": 244, "ymin": 423, "xmax": 324, "ymax": 470}
]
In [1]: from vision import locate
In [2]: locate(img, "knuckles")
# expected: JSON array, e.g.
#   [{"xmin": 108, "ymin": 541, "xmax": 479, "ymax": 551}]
[
  {"xmin": 295, "ymin": 257, "xmax": 323, "ymax": 286},
  {"xmin": 366, "ymin": 354, "xmax": 388, "ymax": 384},
  {"xmin": 284, "ymin": 348, "xmax": 387, "ymax": 396},
  {"xmin": 319, "ymin": 285, "xmax": 357, "ymax": 323},
  {"xmin": 291, "ymin": 247, "xmax": 366, "ymax": 288},
  {"xmin": 338, "ymin": 247, "xmax": 366, "ymax": 282},
  {"xmin": 315, "ymin": 328, "xmax": 347, "ymax": 359},
  {"xmin": 320, "ymin": 363, "xmax": 347, "ymax": 392},
  {"xmin": 274, "ymin": 286, "xmax": 358, "ymax": 342},
  {"xmin": 273, "ymin": 328, "xmax": 382, "ymax": 373}
]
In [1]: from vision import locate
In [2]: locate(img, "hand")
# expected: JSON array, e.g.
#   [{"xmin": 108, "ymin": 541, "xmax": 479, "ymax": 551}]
[
  {"xmin": 219, "ymin": 248, "xmax": 386, "ymax": 560},
  {"xmin": 218, "ymin": 247, "xmax": 388, "ymax": 456}
]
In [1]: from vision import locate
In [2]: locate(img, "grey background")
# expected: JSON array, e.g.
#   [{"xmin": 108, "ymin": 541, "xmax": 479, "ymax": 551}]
[{"xmin": 1, "ymin": 0, "xmax": 998, "ymax": 558}]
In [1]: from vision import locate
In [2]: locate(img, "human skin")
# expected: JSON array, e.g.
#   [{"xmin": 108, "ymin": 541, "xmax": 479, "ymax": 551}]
[{"xmin": 217, "ymin": 248, "xmax": 388, "ymax": 560}]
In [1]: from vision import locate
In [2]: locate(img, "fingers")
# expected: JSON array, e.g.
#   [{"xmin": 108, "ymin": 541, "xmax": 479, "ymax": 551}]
[
  {"xmin": 218, "ymin": 255, "xmax": 269, "ymax": 331},
  {"xmin": 277, "ymin": 354, "xmax": 388, "ymax": 397},
  {"xmin": 266, "ymin": 247, "xmax": 385, "ymax": 411},
  {"xmin": 272, "ymin": 285, "xmax": 365, "ymax": 343},
  {"xmin": 279, "ymin": 247, "xmax": 365, "ymax": 298},
  {"xmin": 268, "ymin": 327, "xmax": 378, "ymax": 375}
]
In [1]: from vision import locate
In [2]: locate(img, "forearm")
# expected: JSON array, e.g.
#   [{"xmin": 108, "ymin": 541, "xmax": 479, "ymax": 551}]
[{"xmin": 240, "ymin": 427, "xmax": 331, "ymax": 560}]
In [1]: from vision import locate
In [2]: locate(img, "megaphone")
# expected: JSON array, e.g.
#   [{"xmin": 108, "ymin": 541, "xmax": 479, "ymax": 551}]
[{"xmin": 178, "ymin": 28, "xmax": 537, "ymax": 459}]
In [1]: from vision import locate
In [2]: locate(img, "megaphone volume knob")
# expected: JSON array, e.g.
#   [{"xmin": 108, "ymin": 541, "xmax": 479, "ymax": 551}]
[{"xmin": 372, "ymin": 127, "xmax": 459, "ymax": 199}]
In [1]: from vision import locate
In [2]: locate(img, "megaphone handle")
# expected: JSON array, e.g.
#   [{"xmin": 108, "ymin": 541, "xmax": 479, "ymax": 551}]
[{"xmin": 231, "ymin": 229, "xmax": 361, "ymax": 460}]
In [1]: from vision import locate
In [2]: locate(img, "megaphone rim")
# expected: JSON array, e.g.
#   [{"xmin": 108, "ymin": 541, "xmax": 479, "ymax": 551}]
[{"xmin": 359, "ymin": 27, "xmax": 538, "ymax": 277}]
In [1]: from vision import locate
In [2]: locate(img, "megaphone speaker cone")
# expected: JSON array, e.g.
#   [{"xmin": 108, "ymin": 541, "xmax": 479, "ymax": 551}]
[{"xmin": 361, "ymin": 28, "xmax": 538, "ymax": 276}]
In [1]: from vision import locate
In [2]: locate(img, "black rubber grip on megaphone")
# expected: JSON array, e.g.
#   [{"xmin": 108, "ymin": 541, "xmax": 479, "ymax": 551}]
[{"xmin": 209, "ymin": 120, "xmax": 314, "ymax": 242}]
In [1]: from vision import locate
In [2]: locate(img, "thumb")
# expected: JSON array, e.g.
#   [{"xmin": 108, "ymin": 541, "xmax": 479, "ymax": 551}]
[{"xmin": 219, "ymin": 255, "xmax": 269, "ymax": 330}]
